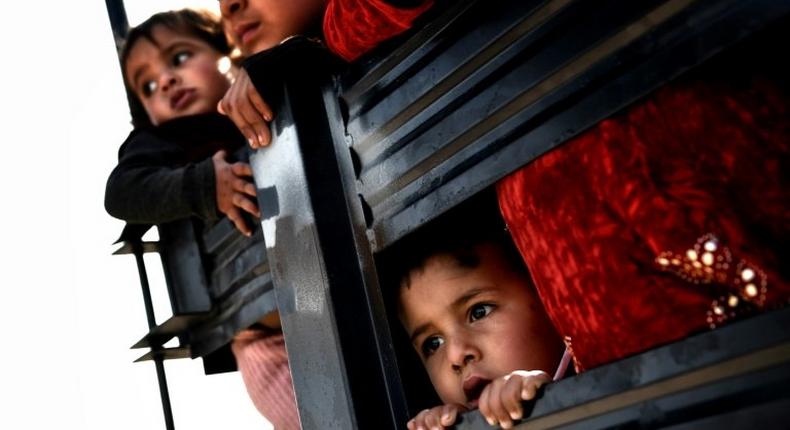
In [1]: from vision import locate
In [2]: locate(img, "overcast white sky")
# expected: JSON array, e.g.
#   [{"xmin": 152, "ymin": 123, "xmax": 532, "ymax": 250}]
[{"xmin": 0, "ymin": 1, "xmax": 269, "ymax": 428}]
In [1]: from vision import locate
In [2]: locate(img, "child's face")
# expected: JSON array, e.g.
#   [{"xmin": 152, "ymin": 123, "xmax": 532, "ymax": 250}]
[
  {"xmin": 124, "ymin": 25, "xmax": 231, "ymax": 125},
  {"xmin": 219, "ymin": 0, "xmax": 327, "ymax": 57},
  {"xmin": 399, "ymin": 243, "xmax": 562, "ymax": 408}
]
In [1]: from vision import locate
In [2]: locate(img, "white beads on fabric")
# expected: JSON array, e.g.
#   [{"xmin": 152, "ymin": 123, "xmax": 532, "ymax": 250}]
[{"xmin": 654, "ymin": 233, "xmax": 768, "ymax": 329}]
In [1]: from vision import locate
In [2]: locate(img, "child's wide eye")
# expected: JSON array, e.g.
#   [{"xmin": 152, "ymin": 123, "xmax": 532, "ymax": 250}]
[
  {"xmin": 172, "ymin": 51, "xmax": 192, "ymax": 66},
  {"xmin": 141, "ymin": 80, "xmax": 157, "ymax": 97},
  {"xmin": 469, "ymin": 303, "xmax": 494, "ymax": 322},
  {"xmin": 421, "ymin": 336, "xmax": 444, "ymax": 357}
]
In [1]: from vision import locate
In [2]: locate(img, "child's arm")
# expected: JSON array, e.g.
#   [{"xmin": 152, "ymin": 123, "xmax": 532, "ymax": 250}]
[
  {"xmin": 407, "ymin": 403, "xmax": 467, "ymax": 430},
  {"xmin": 477, "ymin": 370, "xmax": 550, "ymax": 429},
  {"xmin": 212, "ymin": 149, "xmax": 260, "ymax": 236},
  {"xmin": 105, "ymin": 131, "xmax": 259, "ymax": 233},
  {"xmin": 105, "ymin": 131, "xmax": 218, "ymax": 223}
]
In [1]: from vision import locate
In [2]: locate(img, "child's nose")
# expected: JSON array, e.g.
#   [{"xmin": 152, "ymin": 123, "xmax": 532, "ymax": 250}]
[
  {"xmin": 448, "ymin": 338, "xmax": 480, "ymax": 373},
  {"xmin": 159, "ymin": 71, "xmax": 179, "ymax": 93},
  {"xmin": 219, "ymin": 0, "xmax": 244, "ymax": 17}
]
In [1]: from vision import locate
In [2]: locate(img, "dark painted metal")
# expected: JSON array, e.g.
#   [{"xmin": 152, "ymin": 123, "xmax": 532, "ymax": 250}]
[
  {"xmin": 131, "ymin": 313, "xmax": 206, "ymax": 349},
  {"xmin": 134, "ymin": 346, "xmax": 191, "ymax": 363},
  {"xmin": 103, "ymin": 3, "xmax": 178, "ymax": 427},
  {"xmin": 131, "ymin": 241, "xmax": 175, "ymax": 430},
  {"xmin": 186, "ymin": 216, "xmax": 276, "ymax": 359},
  {"xmin": 200, "ymin": 344, "xmax": 238, "ymax": 375},
  {"xmin": 252, "ymin": 92, "xmax": 357, "ymax": 430},
  {"xmin": 128, "ymin": 218, "xmax": 276, "ymax": 361},
  {"xmin": 157, "ymin": 221, "xmax": 212, "ymax": 316},
  {"xmin": 112, "ymin": 224, "xmax": 154, "ymax": 255},
  {"xmin": 320, "ymin": 77, "xmax": 412, "ymax": 430},
  {"xmin": 103, "ymin": 0, "xmax": 128, "ymax": 52},
  {"xmin": 187, "ymin": 271, "xmax": 276, "ymax": 359},
  {"xmin": 131, "ymin": 221, "xmax": 214, "ymax": 353},
  {"xmin": 113, "ymin": 240, "xmax": 158, "ymax": 255},
  {"xmin": 450, "ymin": 308, "xmax": 790, "ymax": 429},
  {"xmin": 248, "ymin": 38, "xmax": 409, "ymax": 430}
]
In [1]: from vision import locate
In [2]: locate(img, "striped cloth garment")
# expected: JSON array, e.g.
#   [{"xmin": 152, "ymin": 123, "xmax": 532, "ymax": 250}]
[{"xmin": 232, "ymin": 330, "xmax": 300, "ymax": 430}]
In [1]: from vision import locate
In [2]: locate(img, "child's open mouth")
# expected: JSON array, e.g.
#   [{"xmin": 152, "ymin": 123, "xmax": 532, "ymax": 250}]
[{"xmin": 463, "ymin": 376, "xmax": 491, "ymax": 409}]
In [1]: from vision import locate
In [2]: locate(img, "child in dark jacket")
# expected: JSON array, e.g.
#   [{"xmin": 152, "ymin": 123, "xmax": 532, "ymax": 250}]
[
  {"xmin": 104, "ymin": 8, "xmax": 259, "ymax": 236},
  {"xmin": 105, "ymin": 7, "xmax": 305, "ymax": 429},
  {"xmin": 107, "ymin": 3, "xmax": 440, "ymax": 430}
]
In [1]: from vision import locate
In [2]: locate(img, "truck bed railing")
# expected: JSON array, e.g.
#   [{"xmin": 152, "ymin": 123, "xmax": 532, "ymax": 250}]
[{"xmin": 107, "ymin": 0, "xmax": 790, "ymax": 428}]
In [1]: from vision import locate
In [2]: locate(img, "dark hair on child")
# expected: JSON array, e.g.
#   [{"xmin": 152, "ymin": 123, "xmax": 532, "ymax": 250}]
[
  {"xmin": 119, "ymin": 9, "xmax": 231, "ymax": 128},
  {"xmin": 378, "ymin": 191, "xmax": 527, "ymax": 301}
]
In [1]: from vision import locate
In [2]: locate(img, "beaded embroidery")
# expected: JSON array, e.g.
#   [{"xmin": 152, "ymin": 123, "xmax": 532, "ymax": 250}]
[{"xmin": 655, "ymin": 233, "xmax": 768, "ymax": 329}]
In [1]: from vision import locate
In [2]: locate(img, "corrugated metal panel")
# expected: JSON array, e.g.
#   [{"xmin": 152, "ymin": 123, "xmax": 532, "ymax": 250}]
[{"xmin": 343, "ymin": 0, "xmax": 790, "ymax": 250}]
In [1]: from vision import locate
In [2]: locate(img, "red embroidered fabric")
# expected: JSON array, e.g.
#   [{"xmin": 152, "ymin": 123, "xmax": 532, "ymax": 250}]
[
  {"xmin": 324, "ymin": 0, "xmax": 434, "ymax": 62},
  {"xmin": 497, "ymin": 75, "xmax": 790, "ymax": 371}
]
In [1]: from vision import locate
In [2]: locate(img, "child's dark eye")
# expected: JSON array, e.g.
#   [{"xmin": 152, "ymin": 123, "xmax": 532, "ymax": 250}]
[
  {"xmin": 141, "ymin": 80, "xmax": 157, "ymax": 97},
  {"xmin": 469, "ymin": 303, "xmax": 495, "ymax": 322},
  {"xmin": 421, "ymin": 336, "xmax": 444, "ymax": 357},
  {"xmin": 172, "ymin": 51, "xmax": 192, "ymax": 66}
]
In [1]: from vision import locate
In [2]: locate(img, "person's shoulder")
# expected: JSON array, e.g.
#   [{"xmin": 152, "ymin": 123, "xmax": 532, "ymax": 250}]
[
  {"xmin": 117, "ymin": 113, "xmax": 243, "ymax": 161},
  {"xmin": 122, "ymin": 113, "xmax": 226, "ymax": 149},
  {"xmin": 116, "ymin": 124, "xmax": 181, "ymax": 160},
  {"xmin": 119, "ymin": 126, "xmax": 166, "ymax": 150}
]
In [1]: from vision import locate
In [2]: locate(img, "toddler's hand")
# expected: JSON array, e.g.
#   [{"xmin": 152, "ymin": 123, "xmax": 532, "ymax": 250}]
[
  {"xmin": 218, "ymin": 68, "xmax": 274, "ymax": 149},
  {"xmin": 213, "ymin": 149, "xmax": 260, "ymax": 236},
  {"xmin": 407, "ymin": 403, "xmax": 466, "ymax": 430},
  {"xmin": 478, "ymin": 370, "xmax": 550, "ymax": 429}
]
